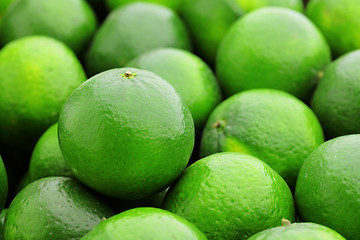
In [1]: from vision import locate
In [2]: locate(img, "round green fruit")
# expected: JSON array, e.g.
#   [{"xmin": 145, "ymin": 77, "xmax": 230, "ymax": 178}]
[
  {"xmin": 163, "ymin": 152, "xmax": 295, "ymax": 240},
  {"xmin": 81, "ymin": 207, "xmax": 207, "ymax": 239},
  {"xmin": 58, "ymin": 68, "xmax": 195, "ymax": 200}
]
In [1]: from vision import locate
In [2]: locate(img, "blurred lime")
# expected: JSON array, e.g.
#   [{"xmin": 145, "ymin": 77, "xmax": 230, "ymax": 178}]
[
  {"xmin": 164, "ymin": 152, "xmax": 295, "ymax": 240},
  {"xmin": 0, "ymin": 0, "xmax": 97, "ymax": 54},
  {"xmin": 181, "ymin": 0, "xmax": 303, "ymax": 64},
  {"xmin": 217, "ymin": 7, "xmax": 330, "ymax": 100},
  {"xmin": 0, "ymin": 155, "xmax": 7, "ymax": 212},
  {"xmin": 127, "ymin": 48, "xmax": 221, "ymax": 130},
  {"xmin": 106, "ymin": 0, "xmax": 181, "ymax": 11},
  {"xmin": 86, "ymin": 3, "xmax": 191, "ymax": 76},
  {"xmin": 0, "ymin": 36, "xmax": 86, "ymax": 154},
  {"xmin": 307, "ymin": 0, "xmax": 360, "ymax": 57},
  {"xmin": 29, "ymin": 123, "xmax": 72, "ymax": 181}
]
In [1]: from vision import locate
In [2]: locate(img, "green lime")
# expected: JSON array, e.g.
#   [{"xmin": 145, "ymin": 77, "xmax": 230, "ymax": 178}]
[
  {"xmin": 106, "ymin": 0, "xmax": 181, "ymax": 11},
  {"xmin": 248, "ymin": 221, "xmax": 345, "ymax": 240},
  {"xmin": 217, "ymin": 7, "xmax": 331, "ymax": 100},
  {"xmin": 58, "ymin": 68, "xmax": 194, "ymax": 200},
  {"xmin": 311, "ymin": 50, "xmax": 360, "ymax": 138},
  {"xmin": 0, "ymin": 0, "xmax": 14, "ymax": 21},
  {"xmin": 237, "ymin": 0, "xmax": 303, "ymax": 12},
  {"xmin": 86, "ymin": 2, "xmax": 191, "ymax": 76},
  {"xmin": 0, "ymin": 36, "xmax": 86, "ymax": 155},
  {"xmin": 81, "ymin": 207, "xmax": 207, "ymax": 239},
  {"xmin": 163, "ymin": 152, "xmax": 295, "ymax": 240},
  {"xmin": 127, "ymin": 48, "xmax": 222, "ymax": 130},
  {"xmin": 0, "ymin": 156, "xmax": 7, "ymax": 212},
  {"xmin": 181, "ymin": 0, "xmax": 303, "ymax": 64},
  {"xmin": 4, "ymin": 177, "xmax": 113, "ymax": 240},
  {"xmin": 29, "ymin": 123, "xmax": 72, "ymax": 181},
  {"xmin": 0, "ymin": 0, "xmax": 97, "ymax": 54},
  {"xmin": 306, "ymin": 0, "xmax": 360, "ymax": 57},
  {"xmin": 295, "ymin": 134, "xmax": 360, "ymax": 240},
  {"xmin": 0, "ymin": 209, "xmax": 7, "ymax": 239},
  {"xmin": 200, "ymin": 89, "xmax": 324, "ymax": 188}
]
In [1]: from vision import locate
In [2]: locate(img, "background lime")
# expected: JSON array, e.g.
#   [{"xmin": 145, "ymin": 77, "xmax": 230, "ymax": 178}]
[
  {"xmin": 164, "ymin": 152, "xmax": 295, "ymax": 240},
  {"xmin": 58, "ymin": 68, "xmax": 194, "ymax": 200},
  {"xmin": 0, "ymin": 156, "xmax": 7, "ymax": 212},
  {"xmin": 180, "ymin": 0, "xmax": 303, "ymax": 64},
  {"xmin": 127, "ymin": 48, "xmax": 222, "ymax": 131},
  {"xmin": 311, "ymin": 50, "xmax": 360, "ymax": 138},
  {"xmin": 0, "ymin": 0, "xmax": 97, "ymax": 54},
  {"xmin": 295, "ymin": 134, "xmax": 360, "ymax": 240},
  {"xmin": 216, "ymin": 7, "xmax": 331, "ymax": 100},
  {"xmin": 106, "ymin": 0, "xmax": 181, "ymax": 11},
  {"xmin": 0, "ymin": 36, "xmax": 86, "ymax": 157},
  {"xmin": 200, "ymin": 89, "xmax": 324, "ymax": 188},
  {"xmin": 4, "ymin": 177, "xmax": 113, "ymax": 240},
  {"xmin": 81, "ymin": 207, "xmax": 207, "ymax": 239},
  {"xmin": 85, "ymin": 3, "xmax": 191, "ymax": 76},
  {"xmin": 306, "ymin": 0, "xmax": 360, "ymax": 57},
  {"xmin": 248, "ymin": 222, "xmax": 345, "ymax": 240},
  {"xmin": 29, "ymin": 123, "xmax": 72, "ymax": 181}
]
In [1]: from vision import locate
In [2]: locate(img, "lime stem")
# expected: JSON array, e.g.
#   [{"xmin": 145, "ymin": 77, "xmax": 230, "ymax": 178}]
[{"xmin": 281, "ymin": 218, "xmax": 291, "ymax": 226}]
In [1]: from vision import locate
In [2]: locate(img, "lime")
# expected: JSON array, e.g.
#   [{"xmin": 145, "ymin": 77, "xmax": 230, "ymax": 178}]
[
  {"xmin": 58, "ymin": 68, "xmax": 194, "ymax": 200},
  {"xmin": 181, "ymin": 0, "xmax": 303, "ymax": 64},
  {"xmin": 4, "ymin": 177, "xmax": 113, "ymax": 240},
  {"xmin": 81, "ymin": 207, "xmax": 207, "ymax": 239},
  {"xmin": 85, "ymin": 2, "xmax": 191, "ymax": 76},
  {"xmin": 217, "ymin": 7, "xmax": 331, "ymax": 100},
  {"xmin": 106, "ymin": 0, "xmax": 181, "ymax": 11},
  {"xmin": 0, "ymin": 36, "xmax": 86, "ymax": 155},
  {"xmin": 0, "ymin": 209, "xmax": 7, "ymax": 239},
  {"xmin": 0, "ymin": 0, "xmax": 14, "ymax": 21},
  {"xmin": 0, "ymin": 0, "xmax": 97, "ymax": 54},
  {"xmin": 127, "ymin": 48, "xmax": 222, "ymax": 130},
  {"xmin": 295, "ymin": 134, "xmax": 360, "ymax": 240},
  {"xmin": 163, "ymin": 152, "xmax": 295, "ymax": 240},
  {"xmin": 311, "ymin": 50, "xmax": 360, "ymax": 138},
  {"xmin": 29, "ymin": 123, "xmax": 72, "ymax": 181},
  {"xmin": 248, "ymin": 221, "xmax": 345, "ymax": 240},
  {"xmin": 0, "ymin": 156, "xmax": 7, "ymax": 212},
  {"xmin": 306, "ymin": 0, "xmax": 360, "ymax": 57},
  {"xmin": 200, "ymin": 89, "xmax": 324, "ymax": 188}
]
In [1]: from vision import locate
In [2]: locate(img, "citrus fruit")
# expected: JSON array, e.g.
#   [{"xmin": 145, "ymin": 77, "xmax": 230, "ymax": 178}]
[
  {"xmin": 29, "ymin": 123, "xmax": 72, "ymax": 181},
  {"xmin": 85, "ymin": 2, "xmax": 191, "ymax": 76},
  {"xmin": 306, "ymin": 0, "xmax": 360, "ymax": 57},
  {"xmin": 81, "ymin": 207, "xmax": 207, "ymax": 239},
  {"xmin": 4, "ymin": 177, "xmax": 113, "ymax": 240},
  {"xmin": 163, "ymin": 152, "xmax": 295, "ymax": 240},
  {"xmin": 0, "ymin": 208, "xmax": 7, "ymax": 239},
  {"xmin": 0, "ymin": 0, "xmax": 14, "ymax": 21},
  {"xmin": 248, "ymin": 220, "xmax": 345, "ymax": 240},
  {"xmin": 181, "ymin": 0, "xmax": 303, "ymax": 64},
  {"xmin": 216, "ymin": 7, "xmax": 330, "ymax": 100},
  {"xmin": 237, "ymin": 0, "xmax": 303, "ymax": 13},
  {"xmin": 0, "ymin": 0, "xmax": 97, "ymax": 54},
  {"xmin": 311, "ymin": 50, "xmax": 360, "ymax": 138},
  {"xmin": 0, "ymin": 36, "xmax": 86, "ymax": 155},
  {"xmin": 217, "ymin": 7, "xmax": 330, "ymax": 100},
  {"xmin": 295, "ymin": 134, "xmax": 360, "ymax": 240},
  {"xmin": 127, "ymin": 48, "xmax": 222, "ymax": 130},
  {"xmin": 106, "ymin": 0, "xmax": 181, "ymax": 11},
  {"xmin": 0, "ymin": 156, "xmax": 7, "ymax": 212},
  {"xmin": 200, "ymin": 89, "xmax": 324, "ymax": 188},
  {"xmin": 58, "ymin": 68, "xmax": 195, "ymax": 200}
]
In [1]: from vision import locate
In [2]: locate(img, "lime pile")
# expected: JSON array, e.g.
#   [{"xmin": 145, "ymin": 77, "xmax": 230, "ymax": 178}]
[{"xmin": 0, "ymin": 1, "xmax": 359, "ymax": 239}]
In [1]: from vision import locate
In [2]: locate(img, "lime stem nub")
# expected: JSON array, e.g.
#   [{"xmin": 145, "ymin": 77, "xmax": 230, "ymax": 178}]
[
  {"xmin": 281, "ymin": 218, "xmax": 291, "ymax": 226},
  {"xmin": 121, "ymin": 71, "xmax": 137, "ymax": 79},
  {"xmin": 212, "ymin": 120, "xmax": 226, "ymax": 130}
]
